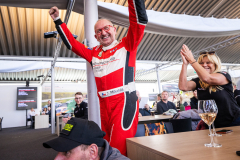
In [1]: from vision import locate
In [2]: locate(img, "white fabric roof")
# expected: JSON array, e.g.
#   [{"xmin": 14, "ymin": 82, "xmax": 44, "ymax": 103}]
[
  {"xmin": 98, "ymin": 1, "xmax": 240, "ymax": 37},
  {"xmin": 1, "ymin": 0, "xmax": 240, "ymax": 37}
]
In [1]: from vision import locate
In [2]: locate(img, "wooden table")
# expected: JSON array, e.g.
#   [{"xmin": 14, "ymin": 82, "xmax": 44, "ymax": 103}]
[
  {"xmin": 127, "ymin": 126, "xmax": 240, "ymax": 160},
  {"xmin": 138, "ymin": 115, "xmax": 173, "ymax": 124},
  {"xmin": 34, "ymin": 115, "xmax": 49, "ymax": 129}
]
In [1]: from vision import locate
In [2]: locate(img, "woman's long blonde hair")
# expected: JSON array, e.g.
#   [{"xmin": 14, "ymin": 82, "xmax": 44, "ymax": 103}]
[{"xmin": 197, "ymin": 53, "xmax": 222, "ymax": 93}]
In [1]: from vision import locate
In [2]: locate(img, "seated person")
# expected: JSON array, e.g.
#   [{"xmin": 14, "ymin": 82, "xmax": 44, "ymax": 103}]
[
  {"xmin": 139, "ymin": 104, "xmax": 151, "ymax": 116},
  {"xmin": 27, "ymin": 108, "xmax": 37, "ymax": 118},
  {"xmin": 190, "ymin": 90, "xmax": 198, "ymax": 109},
  {"xmin": 41, "ymin": 108, "xmax": 48, "ymax": 115},
  {"xmin": 157, "ymin": 91, "xmax": 177, "ymax": 114},
  {"xmin": 152, "ymin": 94, "xmax": 161, "ymax": 111},
  {"xmin": 43, "ymin": 118, "xmax": 129, "ymax": 160},
  {"xmin": 27, "ymin": 108, "xmax": 37, "ymax": 128}
]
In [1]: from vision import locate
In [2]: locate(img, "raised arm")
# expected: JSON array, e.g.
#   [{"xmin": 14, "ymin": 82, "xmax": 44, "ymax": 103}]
[
  {"xmin": 178, "ymin": 49, "xmax": 196, "ymax": 91},
  {"xmin": 181, "ymin": 44, "xmax": 228, "ymax": 86},
  {"xmin": 49, "ymin": 6, "xmax": 92, "ymax": 63},
  {"xmin": 125, "ymin": 0, "xmax": 148, "ymax": 52}
]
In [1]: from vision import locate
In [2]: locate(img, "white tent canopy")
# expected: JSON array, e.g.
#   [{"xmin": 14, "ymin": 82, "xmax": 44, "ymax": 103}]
[
  {"xmin": 1, "ymin": 60, "xmax": 240, "ymax": 78},
  {"xmin": 0, "ymin": 60, "xmax": 87, "ymax": 72},
  {"xmin": 1, "ymin": 0, "xmax": 240, "ymax": 37}
]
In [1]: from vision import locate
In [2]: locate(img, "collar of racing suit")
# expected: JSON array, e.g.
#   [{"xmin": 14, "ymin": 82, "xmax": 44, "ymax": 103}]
[{"xmin": 102, "ymin": 40, "xmax": 118, "ymax": 51}]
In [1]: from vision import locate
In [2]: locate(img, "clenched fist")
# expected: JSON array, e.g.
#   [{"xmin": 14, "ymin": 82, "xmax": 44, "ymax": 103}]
[{"xmin": 49, "ymin": 6, "xmax": 59, "ymax": 20}]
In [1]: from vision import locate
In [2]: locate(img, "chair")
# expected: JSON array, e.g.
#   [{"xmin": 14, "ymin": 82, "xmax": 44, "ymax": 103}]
[
  {"xmin": 170, "ymin": 118, "xmax": 192, "ymax": 133},
  {"xmin": 26, "ymin": 116, "xmax": 35, "ymax": 129},
  {"xmin": 164, "ymin": 122, "xmax": 174, "ymax": 133},
  {"xmin": 0, "ymin": 117, "xmax": 3, "ymax": 131},
  {"xmin": 135, "ymin": 124, "xmax": 145, "ymax": 137},
  {"xmin": 26, "ymin": 116, "xmax": 32, "ymax": 127}
]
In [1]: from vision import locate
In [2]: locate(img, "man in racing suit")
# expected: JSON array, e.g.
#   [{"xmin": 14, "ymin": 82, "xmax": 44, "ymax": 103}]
[{"xmin": 49, "ymin": 0, "xmax": 148, "ymax": 155}]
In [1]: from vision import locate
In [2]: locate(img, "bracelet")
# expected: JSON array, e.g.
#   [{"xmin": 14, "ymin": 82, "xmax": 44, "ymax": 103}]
[{"xmin": 191, "ymin": 60, "xmax": 197, "ymax": 65}]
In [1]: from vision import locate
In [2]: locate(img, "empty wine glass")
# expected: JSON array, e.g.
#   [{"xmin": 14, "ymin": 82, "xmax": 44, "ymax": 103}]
[{"xmin": 198, "ymin": 100, "xmax": 222, "ymax": 147}]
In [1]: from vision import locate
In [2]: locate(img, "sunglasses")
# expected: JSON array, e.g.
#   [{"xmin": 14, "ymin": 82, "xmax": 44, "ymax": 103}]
[
  {"xmin": 95, "ymin": 25, "xmax": 113, "ymax": 35},
  {"xmin": 199, "ymin": 51, "xmax": 215, "ymax": 55}
]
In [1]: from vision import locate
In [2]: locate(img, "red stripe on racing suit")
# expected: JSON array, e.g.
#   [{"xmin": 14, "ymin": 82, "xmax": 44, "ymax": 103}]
[{"xmin": 54, "ymin": 0, "xmax": 147, "ymax": 155}]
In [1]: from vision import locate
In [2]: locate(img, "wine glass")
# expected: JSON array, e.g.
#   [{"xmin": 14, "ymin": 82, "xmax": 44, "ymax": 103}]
[
  {"xmin": 198, "ymin": 100, "xmax": 222, "ymax": 147},
  {"xmin": 211, "ymin": 100, "xmax": 222, "ymax": 136},
  {"xmin": 211, "ymin": 123, "xmax": 221, "ymax": 136}
]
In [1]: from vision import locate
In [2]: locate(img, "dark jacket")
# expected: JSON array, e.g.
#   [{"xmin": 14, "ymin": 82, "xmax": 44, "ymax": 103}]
[
  {"xmin": 47, "ymin": 109, "xmax": 56, "ymax": 124},
  {"xmin": 157, "ymin": 101, "xmax": 177, "ymax": 114},
  {"xmin": 74, "ymin": 101, "xmax": 88, "ymax": 119},
  {"xmin": 139, "ymin": 108, "xmax": 151, "ymax": 116},
  {"xmin": 190, "ymin": 96, "xmax": 198, "ymax": 109},
  {"xmin": 100, "ymin": 140, "xmax": 130, "ymax": 160}
]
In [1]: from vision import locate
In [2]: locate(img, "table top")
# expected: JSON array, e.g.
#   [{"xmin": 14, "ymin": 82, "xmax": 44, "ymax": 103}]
[
  {"xmin": 127, "ymin": 126, "xmax": 240, "ymax": 160},
  {"xmin": 138, "ymin": 115, "xmax": 173, "ymax": 122}
]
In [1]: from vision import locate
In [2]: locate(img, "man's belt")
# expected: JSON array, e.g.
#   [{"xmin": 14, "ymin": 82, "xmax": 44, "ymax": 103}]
[{"xmin": 98, "ymin": 82, "xmax": 136, "ymax": 98}]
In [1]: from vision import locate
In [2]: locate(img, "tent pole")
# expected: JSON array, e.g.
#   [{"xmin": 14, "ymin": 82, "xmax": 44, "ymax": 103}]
[
  {"xmin": 84, "ymin": 0, "xmax": 101, "ymax": 127},
  {"xmin": 51, "ymin": 62, "xmax": 55, "ymax": 134},
  {"xmin": 50, "ymin": 0, "xmax": 75, "ymax": 134},
  {"xmin": 156, "ymin": 64, "xmax": 162, "ymax": 93}
]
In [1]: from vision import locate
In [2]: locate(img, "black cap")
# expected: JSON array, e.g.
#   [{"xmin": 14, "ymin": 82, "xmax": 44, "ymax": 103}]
[{"xmin": 43, "ymin": 118, "xmax": 106, "ymax": 152}]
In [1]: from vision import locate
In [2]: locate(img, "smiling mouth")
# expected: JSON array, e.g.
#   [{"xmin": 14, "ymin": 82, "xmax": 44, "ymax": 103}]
[{"xmin": 101, "ymin": 35, "xmax": 110, "ymax": 40}]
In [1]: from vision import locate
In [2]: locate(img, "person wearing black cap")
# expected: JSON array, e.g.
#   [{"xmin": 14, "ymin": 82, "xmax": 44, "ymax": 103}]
[{"xmin": 43, "ymin": 118, "xmax": 129, "ymax": 160}]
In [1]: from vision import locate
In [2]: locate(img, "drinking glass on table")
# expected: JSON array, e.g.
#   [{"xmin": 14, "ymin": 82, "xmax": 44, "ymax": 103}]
[
  {"xmin": 211, "ymin": 101, "xmax": 222, "ymax": 136},
  {"xmin": 198, "ymin": 100, "xmax": 222, "ymax": 147}
]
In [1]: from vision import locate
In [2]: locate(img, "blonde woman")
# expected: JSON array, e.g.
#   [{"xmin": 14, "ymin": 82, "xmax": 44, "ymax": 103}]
[{"xmin": 178, "ymin": 44, "xmax": 240, "ymax": 128}]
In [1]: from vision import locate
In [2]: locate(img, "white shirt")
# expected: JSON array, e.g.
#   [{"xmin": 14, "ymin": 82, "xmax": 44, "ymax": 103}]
[{"xmin": 27, "ymin": 110, "xmax": 36, "ymax": 119}]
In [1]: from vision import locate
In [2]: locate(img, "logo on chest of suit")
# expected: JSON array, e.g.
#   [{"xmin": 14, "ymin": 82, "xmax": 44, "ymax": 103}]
[
  {"xmin": 92, "ymin": 57, "xmax": 117, "ymax": 67},
  {"xmin": 98, "ymin": 51, "xmax": 103, "ymax": 57}
]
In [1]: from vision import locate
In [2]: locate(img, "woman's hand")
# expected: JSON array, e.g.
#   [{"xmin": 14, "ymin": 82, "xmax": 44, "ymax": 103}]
[
  {"xmin": 180, "ymin": 51, "xmax": 189, "ymax": 65},
  {"xmin": 181, "ymin": 44, "xmax": 196, "ymax": 64}
]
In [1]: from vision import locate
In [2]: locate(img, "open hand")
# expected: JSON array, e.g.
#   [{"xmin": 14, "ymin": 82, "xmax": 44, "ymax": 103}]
[
  {"xmin": 181, "ymin": 44, "xmax": 196, "ymax": 64},
  {"xmin": 180, "ymin": 51, "xmax": 189, "ymax": 65},
  {"xmin": 49, "ymin": 6, "xmax": 59, "ymax": 20}
]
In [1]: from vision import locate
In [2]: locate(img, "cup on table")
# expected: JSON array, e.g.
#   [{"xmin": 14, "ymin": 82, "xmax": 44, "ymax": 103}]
[{"xmin": 150, "ymin": 111, "xmax": 155, "ymax": 116}]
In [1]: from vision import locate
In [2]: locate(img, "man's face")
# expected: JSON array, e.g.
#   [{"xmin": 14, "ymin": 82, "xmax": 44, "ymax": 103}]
[
  {"xmin": 144, "ymin": 104, "xmax": 150, "ymax": 111},
  {"xmin": 94, "ymin": 19, "xmax": 116, "ymax": 47},
  {"xmin": 75, "ymin": 95, "xmax": 83, "ymax": 105},
  {"xmin": 54, "ymin": 146, "xmax": 89, "ymax": 160},
  {"xmin": 48, "ymin": 101, "xmax": 51, "ymax": 105},
  {"xmin": 157, "ymin": 96, "xmax": 161, "ymax": 101},
  {"xmin": 161, "ymin": 92, "xmax": 169, "ymax": 101}
]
